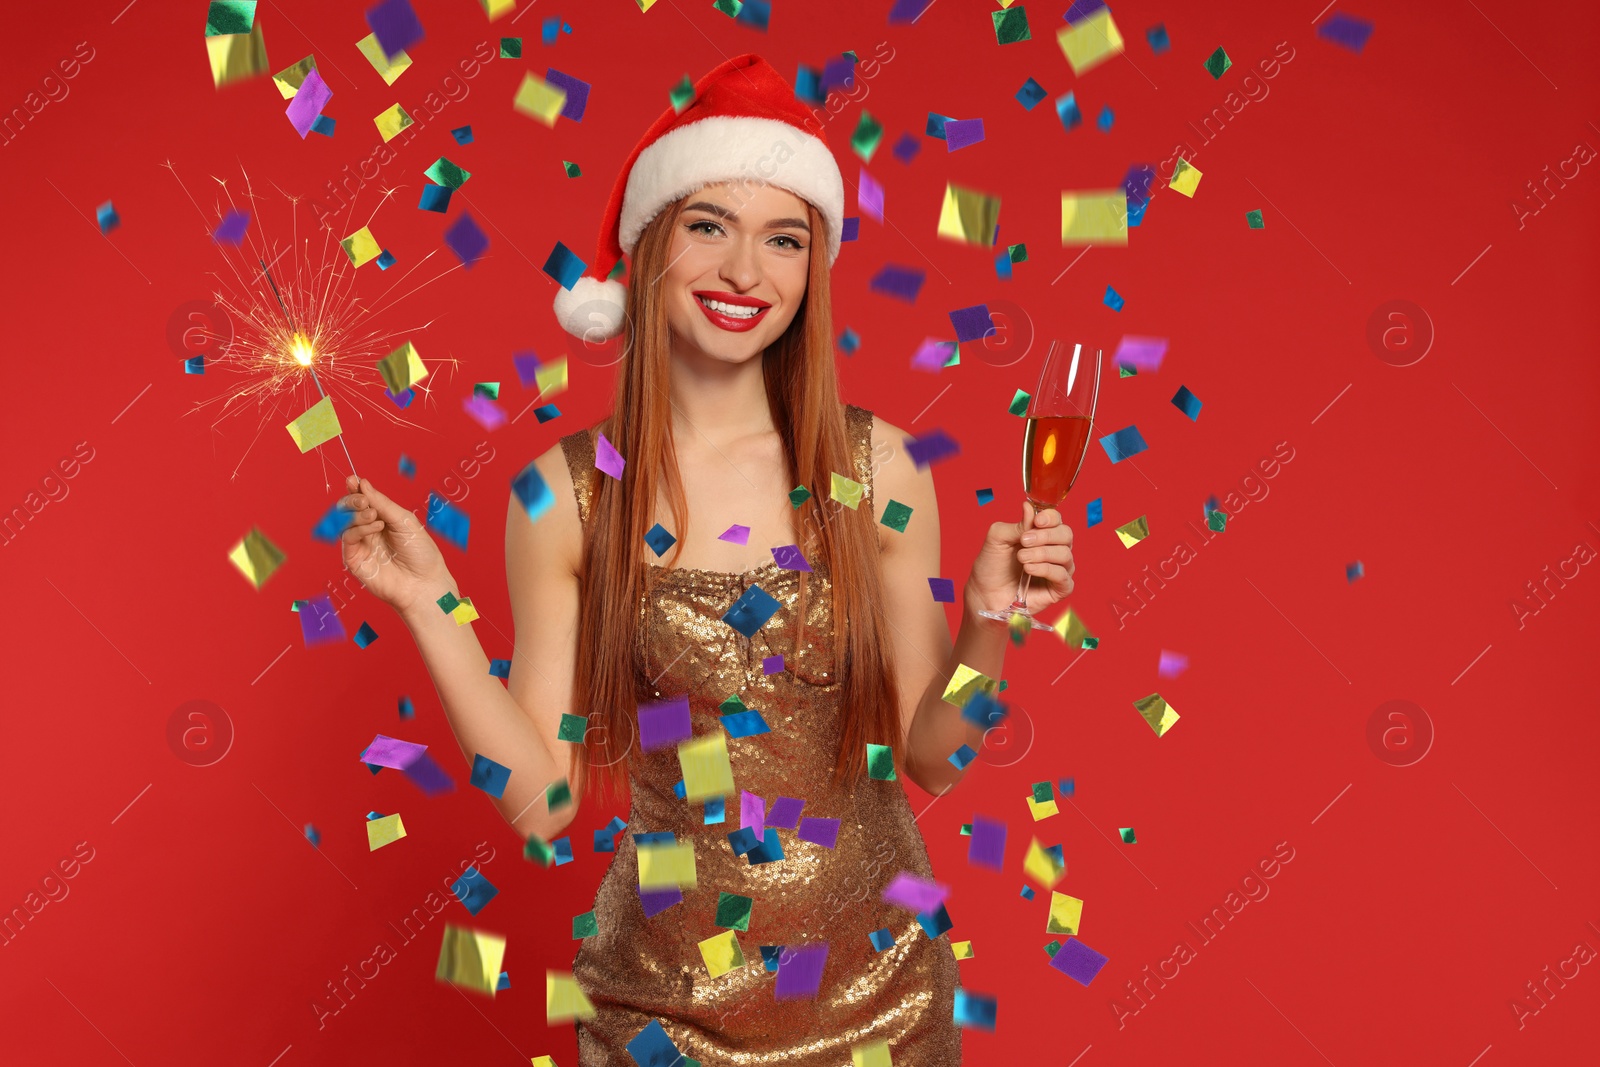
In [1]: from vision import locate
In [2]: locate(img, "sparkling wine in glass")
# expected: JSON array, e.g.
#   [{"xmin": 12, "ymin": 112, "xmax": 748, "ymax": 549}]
[{"xmin": 978, "ymin": 341, "xmax": 1102, "ymax": 629}]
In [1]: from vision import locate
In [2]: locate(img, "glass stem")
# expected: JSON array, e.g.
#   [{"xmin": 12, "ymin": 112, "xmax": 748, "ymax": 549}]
[{"xmin": 1011, "ymin": 503, "xmax": 1035, "ymax": 611}]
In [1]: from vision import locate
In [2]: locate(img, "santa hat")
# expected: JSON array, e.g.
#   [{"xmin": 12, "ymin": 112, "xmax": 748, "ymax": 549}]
[{"xmin": 553, "ymin": 53, "xmax": 845, "ymax": 342}]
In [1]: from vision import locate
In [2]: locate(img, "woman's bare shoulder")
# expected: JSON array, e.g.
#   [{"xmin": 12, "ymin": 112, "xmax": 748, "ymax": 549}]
[{"xmin": 511, "ymin": 434, "xmax": 588, "ymax": 579}]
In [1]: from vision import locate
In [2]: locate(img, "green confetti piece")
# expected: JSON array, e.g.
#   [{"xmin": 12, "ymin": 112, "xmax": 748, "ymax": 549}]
[
  {"xmin": 960, "ymin": 823, "xmax": 972, "ymax": 836},
  {"xmin": 524, "ymin": 834, "xmax": 554, "ymax": 866},
  {"xmin": 1204, "ymin": 47, "xmax": 1233, "ymax": 79},
  {"xmin": 880, "ymin": 499, "xmax": 913, "ymax": 533},
  {"xmin": 1119, "ymin": 827, "xmax": 1137, "ymax": 843},
  {"xmin": 607, "ymin": 257, "xmax": 627, "ymax": 281},
  {"xmin": 718, "ymin": 693, "xmax": 748, "ymax": 715},
  {"xmin": 425, "ymin": 157, "xmax": 472, "ymax": 189},
  {"xmin": 1009, "ymin": 389, "xmax": 1031, "ymax": 416},
  {"xmin": 1008, "ymin": 243, "xmax": 1028, "ymax": 263},
  {"xmin": 1246, "ymin": 209, "xmax": 1264, "ymax": 228},
  {"xmin": 437, "ymin": 591, "xmax": 461, "ymax": 614},
  {"xmin": 669, "ymin": 74, "xmax": 696, "ymax": 113},
  {"xmin": 1044, "ymin": 939, "xmax": 1062, "ymax": 957},
  {"xmin": 557, "ymin": 713, "xmax": 588, "ymax": 743},
  {"xmin": 473, "ymin": 382, "xmax": 499, "ymax": 399},
  {"xmin": 1082, "ymin": 636, "xmax": 1099, "ymax": 650},
  {"xmin": 562, "ymin": 160, "xmax": 581, "ymax": 178},
  {"xmin": 1119, "ymin": 363, "xmax": 1138, "ymax": 378},
  {"xmin": 1207, "ymin": 509, "xmax": 1228, "ymax": 532},
  {"xmin": 499, "ymin": 37, "xmax": 522, "ymax": 59},
  {"xmin": 546, "ymin": 778, "xmax": 573, "ymax": 811},
  {"xmin": 992, "ymin": 6, "xmax": 1031, "ymax": 44},
  {"xmin": 789, "ymin": 485, "xmax": 812, "ymax": 508},
  {"xmin": 850, "ymin": 110, "xmax": 884, "ymax": 163},
  {"xmin": 712, "ymin": 0, "xmax": 742, "ymax": 14},
  {"xmin": 714, "ymin": 891, "xmax": 754, "ymax": 931},
  {"xmin": 572, "ymin": 910, "xmax": 598, "ymax": 937},
  {"xmin": 206, "ymin": 1, "xmax": 256, "ymax": 36},
  {"xmin": 866, "ymin": 743, "xmax": 897, "ymax": 781},
  {"xmin": 1031, "ymin": 781, "xmax": 1053, "ymax": 803}
]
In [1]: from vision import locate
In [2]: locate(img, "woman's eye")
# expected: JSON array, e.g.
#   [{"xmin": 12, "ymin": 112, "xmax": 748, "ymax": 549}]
[{"xmin": 772, "ymin": 235, "xmax": 804, "ymax": 251}]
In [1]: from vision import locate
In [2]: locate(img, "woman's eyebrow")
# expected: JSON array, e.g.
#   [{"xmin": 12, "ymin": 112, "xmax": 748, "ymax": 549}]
[{"xmin": 684, "ymin": 201, "xmax": 810, "ymax": 233}]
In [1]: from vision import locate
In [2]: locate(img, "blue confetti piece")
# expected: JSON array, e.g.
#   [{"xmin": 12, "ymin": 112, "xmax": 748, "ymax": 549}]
[
  {"xmin": 311, "ymin": 500, "xmax": 355, "ymax": 542},
  {"xmin": 1098, "ymin": 425, "xmax": 1148, "ymax": 463},
  {"xmin": 512, "ymin": 461, "xmax": 554, "ymax": 522},
  {"xmin": 626, "ymin": 1019, "xmax": 683, "ymax": 1067},
  {"xmin": 760, "ymin": 944, "xmax": 783, "ymax": 971},
  {"xmin": 1055, "ymin": 91, "xmax": 1082, "ymax": 131},
  {"xmin": 184, "ymin": 355, "xmax": 205, "ymax": 374},
  {"xmin": 703, "ymin": 796, "xmax": 726, "ymax": 825},
  {"xmin": 746, "ymin": 827, "xmax": 785, "ymax": 865},
  {"xmin": 398, "ymin": 453, "xmax": 416, "ymax": 478},
  {"xmin": 1016, "ymin": 77, "xmax": 1047, "ymax": 110},
  {"xmin": 995, "ymin": 247, "xmax": 1013, "ymax": 280},
  {"xmin": 488, "ymin": 659, "xmax": 511, "ymax": 678},
  {"xmin": 1171, "ymin": 385, "xmax": 1202, "ymax": 421},
  {"xmin": 469, "ymin": 753, "xmax": 511, "ymax": 797},
  {"xmin": 953, "ymin": 989, "xmax": 997, "ymax": 1031},
  {"xmin": 644, "ymin": 522, "xmax": 677, "ymax": 557},
  {"xmin": 721, "ymin": 709, "xmax": 771, "ymax": 737},
  {"xmin": 542, "ymin": 240, "xmax": 586, "ymax": 290},
  {"xmin": 311, "ymin": 114, "xmax": 336, "ymax": 136},
  {"xmin": 1059, "ymin": 776, "xmax": 1076, "ymax": 796},
  {"xmin": 672, "ymin": 779, "xmax": 687, "ymax": 800},
  {"xmin": 426, "ymin": 492, "xmax": 470, "ymax": 551},
  {"xmin": 419, "ymin": 184, "xmax": 452, "ymax": 212},
  {"xmin": 721, "ymin": 584, "xmax": 782, "ymax": 639},
  {"xmin": 1021, "ymin": 885, "xmax": 1036, "ymax": 900},
  {"xmin": 1096, "ymin": 105, "xmax": 1114, "ymax": 132},
  {"xmin": 304, "ymin": 823, "xmax": 320, "ymax": 847},
  {"xmin": 450, "ymin": 125, "xmax": 473, "ymax": 144},
  {"xmin": 96, "ymin": 201, "xmax": 119, "ymax": 234},
  {"xmin": 634, "ymin": 831, "xmax": 676, "ymax": 846},
  {"xmin": 960, "ymin": 690, "xmax": 1008, "ymax": 729},
  {"xmin": 838, "ymin": 327, "xmax": 861, "ymax": 354},
  {"xmin": 976, "ymin": 488, "xmax": 994, "ymax": 506},
  {"xmin": 929, "ymin": 577, "xmax": 955, "ymax": 602},
  {"xmin": 376, "ymin": 249, "xmax": 397, "ymax": 270},
  {"xmin": 496, "ymin": 971, "xmax": 510, "ymax": 990},
  {"xmin": 1104, "ymin": 285, "xmax": 1125, "ymax": 312},
  {"xmin": 794, "ymin": 64, "xmax": 825, "ymax": 106},
  {"xmin": 398, "ymin": 694, "xmax": 414, "ymax": 719},
  {"xmin": 734, "ymin": 0, "xmax": 770, "ymax": 31},
  {"xmin": 450, "ymin": 866, "xmax": 499, "ymax": 916},
  {"xmin": 1346, "ymin": 560, "xmax": 1365, "ymax": 583},
  {"xmin": 552, "ymin": 836, "xmax": 573, "ymax": 865},
  {"xmin": 533, "ymin": 404, "xmax": 561, "ymax": 423},
  {"xmin": 353, "ymin": 621, "xmax": 379, "ymax": 648},
  {"xmin": 1086, "ymin": 497, "xmax": 1103, "ymax": 527},
  {"xmin": 1146, "ymin": 23, "xmax": 1171, "ymax": 53},
  {"xmin": 925, "ymin": 112, "xmax": 952, "ymax": 139},
  {"xmin": 948, "ymin": 743, "xmax": 977, "ymax": 770},
  {"xmin": 726, "ymin": 826, "xmax": 762, "ymax": 856},
  {"xmin": 869, "ymin": 927, "xmax": 895, "ymax": 951},
  {"xmin": 917, "ymin": 902, "xmax": 953, "ymax": 939},
  {"xmin": 443, "ymin": 212, "xmax": 488, "ymax": 269}
]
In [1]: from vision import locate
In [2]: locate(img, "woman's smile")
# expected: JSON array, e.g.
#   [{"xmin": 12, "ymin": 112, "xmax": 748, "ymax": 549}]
[{"xmin": 692, "ymin": 289, "xmax": 772, "ymax": 332}]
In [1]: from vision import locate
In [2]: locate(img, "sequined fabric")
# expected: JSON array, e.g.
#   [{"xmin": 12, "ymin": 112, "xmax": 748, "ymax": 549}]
[{"xmin": 558, "ymin": 404, "xmax": 961, "ymax": 1065}]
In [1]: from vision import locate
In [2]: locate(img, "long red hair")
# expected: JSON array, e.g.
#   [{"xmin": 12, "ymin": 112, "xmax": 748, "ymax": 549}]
[{"xmin": 569, "ymin": 194, "xmax": 904, "ymax": 804}]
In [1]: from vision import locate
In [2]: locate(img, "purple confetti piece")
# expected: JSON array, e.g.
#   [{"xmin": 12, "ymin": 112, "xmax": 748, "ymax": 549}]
[
  {"xmin": 461, "ymin": 393, "xmax": 506, "ymax": 431},
  {"xmin": 858, "ymin": 167, "xmax": 885, "ymax": 223},
  {"xmin": 1112, "ymin": 335, "xmax": 1168, "ymax": 372},
  {"xmin": 821, "ymin": 55, "xmax": 855, "ymax": 96},
  {"xmin": 402, "ymin": 751, "xmax": 457, "ymax": 795},
  {"xmin": 771, "ymin": 544, "xmax": 811, "ymax": 572},
  {"xmin": 882, "ymin": 871, "xmax": 950, "ymax": 914},
  {"xmin": 949, "ymin": 304, "xmax": 995, "ymax": 344},
  {"xmin": 740, "ymin": 791, "xmax": 765, "ymax": 836},
  {"xmin": 797, "ymin": 817, "xmax": 840, "ymax": 849},
  {"xmin": 968, "ymin": 815, "xmax": 1007, "ymax": 871},
  {"xmin": 359, "ymin": 734, "xmax": 427, "ymax": 769},
  {"xmin": 1062, "ymin": 0, "xmax": 1108, "ymax": 23},
  {"xmin": 868, "ymin": 264, "xmax": 925, "ymax": 303},
  {"xmin": 767, "ymin": 797, "xmax": 804, "ymax": 829},
  {"xmin": 762, "ymin": 654, "xmax": 785, "ymax": 675},
  {"xmin": 513, "ymin": 351, "xmax": 541, "ymax": 387},
  {"xmin": 904, "ymin": 428, "xmax": 960, "ymax": 468},
  {"xmin": 1050, "ymin": 937, "xmax": 1109, "ymax": 986},
  {"xmin": 213, "ymin": 209, "xmax": 250, "ymax": 245},
  {"xmin": 774, "ymin": 942, "xmax": 829, "ymax": 1000},
  {"xmin": 286, "ymin": 68, "xmax": 332, "ymax": 139},
  {"xmin": 594, "ymin": 432, "xmax": 625, "ymax": 479},
  {"xmin": 929, "ymin": 577, "xmax": 955, "ymax": 603},
  {"xmin": 945, "ymin": 117, "xmax": 985, "ymax": 151},
  {"xmin": 365, "ymin": 0, "xmax": 425, "ymax": 60},
  {"xmin": 637, "ymin": 884, "xmax": 683, "ymax": 918},
  {"xmin": 443, "ymin": 213, "xmax": 488, "ymax": 269},
  {"xmin": 544, "ymin": 68, "xmax": 591, "ymax": 121},
  {"xmin": 911, "ymin": 337, "xmax": 956, "ymax": 373},
  {"xmin": 719, "ymin": 525, "xmax": 751, "ymax": 545},
  {"xmin": 1317, "ymin": 12, "xmax": 1374, "ymax": 54},
  {"xmin": 638, "ymin": 694, "xmax": 692, "ymax": 752},
  {"xmin": 1158, "ymin": 650, "xmax": 1189, "ymax": 679},
  {"xmin": 888, "ymin": 0, "xmax": 936, "ymax": 23},
  {"xmin": 300, "ymin": 594, "xmax": 346, "ymax": 647}
]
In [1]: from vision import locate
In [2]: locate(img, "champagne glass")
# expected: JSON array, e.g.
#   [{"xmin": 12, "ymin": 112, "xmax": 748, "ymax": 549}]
[{"xmin": 978, "ymin": 340, "xmax": 1102, "ymax": 629}]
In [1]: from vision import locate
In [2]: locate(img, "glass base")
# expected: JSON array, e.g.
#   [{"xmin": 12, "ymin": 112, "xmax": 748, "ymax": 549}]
[{"xmin": 976, "ymin": 606, "xmax": 1055, "ymax": 631}]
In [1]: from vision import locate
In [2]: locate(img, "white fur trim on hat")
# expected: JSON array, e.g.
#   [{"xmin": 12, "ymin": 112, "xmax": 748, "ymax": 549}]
[
  {"xmin": 553, "ymin": 275, "xmax": 627, "ymax": 343},
  {"xmin": 619, "ymin": 116, "xmax": 844, "ymax": 266}
]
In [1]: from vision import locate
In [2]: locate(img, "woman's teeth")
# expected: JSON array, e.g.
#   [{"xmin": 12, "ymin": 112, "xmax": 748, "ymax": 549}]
[{"xmin": 697, "ymin": 295, "xmax": 762, "ymax": 319}]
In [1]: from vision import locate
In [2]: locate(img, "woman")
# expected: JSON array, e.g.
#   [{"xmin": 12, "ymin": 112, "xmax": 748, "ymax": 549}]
[{"xmin": 335, "ymin": 53, "xmax": 1075, "ymax": 1065}]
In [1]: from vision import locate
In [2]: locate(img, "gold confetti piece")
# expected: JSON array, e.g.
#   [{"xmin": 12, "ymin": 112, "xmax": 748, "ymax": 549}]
[
  {"xmin": 937, "ymin": 182, "xmax": 1002, "ymax": 246},
  {"xmin": 435, "ymin": 924, "xmax": 506, "ymax": 995},
  {"xmin": 228, "ymin": 526, "xmax": 286, "ymax": 588},
  {"xmin": 513, "ymin": 71, "xmax": 568, "ymax": 126},
  {"xmin": 952, "ymin": 941, "xmax": 975, "ymax": 960},
  {"xmin": 478, "ymin": 0, "xmax": 518, "ymax": 19},
  {"xmin": 1169, "ymin": 158, "xmax": 1203, "ymax": 198},
  {"xmin": 1115, "ymin": 515, "xmax": 1150, "ymax": 547},
  {"xmin": 1056, "ymin": 8, "xmax": 1125, "ymax": 75},
  {"xmin": 286, "ymin": 395, "xmax": 343, "ymax": 453},
  {"xmin": 532, "ymin": 1058, "xmax": 558, "ymax": 1067},
  {"xmin": 697, "ymin": 928, "xmax": 746, "ymax": 978},
  {"xmin": 356, "ymin": 32, "xmax": 412, "ymax": 85},
  {"xmin": 830, "ymin": 471, "xmax": 866, "ymax": 510},
  {"xmin": 206, "ymin": 21, "xmax": 270, "ymax": 89},
  {"xmin": 545, "ymin": 970, "xmax": 596, "ymax": 1022},
  {"xmin": 377, "ymin": 341, "xmax": 428, "ymax": 393},
  {"xmin": 1060, "ymin": 190, "xmax": 1129, "ymax": 246},
  {"xmin": 941, "ymin": 662, "xmax": 1000, "ymax": 708},
  {"xmin": 853, "ymin": 1038, "xmax": 894, "ymax": 1067},
  {"xmin": 638, "ymin": 840, "xmax": 698, "ymax": 889},
  {"xmin": 366, "ymin": 813, "xmax": 406, "ymax": 850},
  {"xmin": 1051, "ymin": 607, "xmax": 1096, "ymax": 648},
  {"xmin": 1026, "ymin": 795, "xmax": 1059, "ymax": 821},
  {"xmin": 534, "ymin": 356, "xmax": 568, "ymax": 397},
  {"xmin": 341, "ymin": 226, "xmax": 382, "ymax": 267},
  {"xmin": 374, "ymin": 102, "xmax": 414, "ymax": 142},
  {"xmin": 272, "ymin": 54, "xmax": 317, "ymax": 99},
  {"xmin": 1023, "ymin": 836, "xmax": 1065, "ymax": 889},
  {"xmin": 677, "ymin": 733, "xmax": 735, "ymax": 800},
  {"xmin": 1133, "ymin": 692, "xmax": 1180, "ymax": 736},
  {"xmin": 1047, "ymin": 891, "xmax": 1084, "ymax": 935},
  {"xmin": 451, "ymin": 597, "xmax": 480, "ymax": 625}
]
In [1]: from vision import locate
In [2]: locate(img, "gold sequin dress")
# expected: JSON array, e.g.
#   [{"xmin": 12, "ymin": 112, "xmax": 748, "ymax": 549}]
[{"xmin": 558, "ymin": 404, "xmax": 961, "ymax": 1065}]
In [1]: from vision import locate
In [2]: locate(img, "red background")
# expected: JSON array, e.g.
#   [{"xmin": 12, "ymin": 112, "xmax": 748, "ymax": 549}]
[{"xmin": 2, "ymin": 1, "xmax": 1597, "ymax": 1064}]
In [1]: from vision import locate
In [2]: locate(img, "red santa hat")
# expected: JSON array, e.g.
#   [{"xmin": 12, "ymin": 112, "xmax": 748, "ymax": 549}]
[{"xmin": 553, "ymin": 53, "xmax": 845, "ymax": 342}]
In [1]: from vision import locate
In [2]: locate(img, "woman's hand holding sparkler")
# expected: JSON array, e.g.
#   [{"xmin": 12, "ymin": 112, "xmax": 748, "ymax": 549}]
[{"xmin": 338, "ymin": 475, "xmax": 449, "ymax": 620}]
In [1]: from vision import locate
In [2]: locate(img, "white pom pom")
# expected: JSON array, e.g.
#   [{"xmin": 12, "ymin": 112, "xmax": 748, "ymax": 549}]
[{"xmin": 553, "ymin": 276, "xmax": 627, "ymax": 342}]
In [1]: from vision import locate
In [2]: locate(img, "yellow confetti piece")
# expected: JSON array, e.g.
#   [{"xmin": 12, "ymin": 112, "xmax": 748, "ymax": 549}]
[
  {"xmin": 513, "ymin": 71, "xmax": 568, "ymax": 126},
  {"xmin": 534, "ymin": 355, "xmax": 569, "ymax": 397},
  {"xmin": 286, "ymin": 394, "xmax": 343, "ymax": 453},
  {"xmin": 366, "ymin": 813, "xmax": 407, "ymax": 850},
  {"xmin": 478, "ymin": 0, "xmax": 517, "ymax": 19},
  {"xmin": 1060, "ymin": 190, "xmax": 1129, "ymax": 246},
  {"xmin": 697, "ymin": 928, "xmax": 746, "ymax": 978},
  {"xmin": 852, "ymin": 1039, "xmax": 894, "ymax": 1067},
  {"xmin": 1115, "ymin": 515, "xmax": 1150, "ymax": 547},
  {"xmin": 936, "ymin": 181, "xmax": 1002, "ymax": 246},
  {"xmin": 830, "ymin": 471, "xmax": 866, "ymax": 510},
  {"xmin": 1050, "ymin": 607, "xmax": 1095, "ymax": 648},
  {"xmin": 532, "ymin": 1058, "xmax": 558, "ymax": 1067},
  {"xmin": 227, "ymin": 526, "xmax": 286, "ymax": 589},
  {"xmin": 952, "ymin": 940, "xmax": 975, "ymax": 960},
  {"xmin": 634, "ymin": 0, "xmax": 661, "ymax": 11},
  {"xmin": 545, "ymin": 970, "xmax": 596, "ymax": 1022},
  {"xmin": 678, "ymin": 732, "xmax": 735, "ymax": 800},
  {"xmin": 1023, "ymin": 836, "xmax": 1065, "ymax": 889},
  {"xmin": 451, "ymin": 597, "xmax": 480, "ymax": 625},
  {"xmin": 435, "ymin": 924, "xmax": 506, "ymax": 995},
  {"xmin": 1169, "ymin": 158, "xmax": 1203, "ymax": 198},
  {"xmin": 271, "ymin": 55, "xmax": 317, "ymax": 99},
  {"xmin": 638, "ymin": 840, "xmax": 698, "ymax": 889},
  {"xmin": 1026, "ymin": 795, "xmax": 1059, "ymax": 821},
  {"xmin": 1056, "ymin": 8, "xmax": 1125, "ymax": 75},
  {"xmin": 206, "ymin": 21, "xmax": 269, "ymax": 89},
  {"xmin": 941, "ymin": 662, "xmax": 999, "ymax": 708},
  {"xmin": 1047, "ymin": 891, "xmax": 1084, "ymax": 935},
  {"xmin": 1133, "ymin": 693, "xmax": 1180, "ymax": 736},
  {"xmin": 374, "ymin": 102, "xmax": 414, "ymax": 142},
  {"xmin": 341, "ymin": 226, "xmax": 382, "ymax": 267},
  {"xmin": 356, "ymin": 32, "xmax": 412, "ymax": 85},
  {"xmin": 377, "ymin": 341, "xmax": 428, "ymax": 393}
]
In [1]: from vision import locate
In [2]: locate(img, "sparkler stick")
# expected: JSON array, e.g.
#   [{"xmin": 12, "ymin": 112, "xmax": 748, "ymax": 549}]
[{"xmin": 261, "ymin": 256, "xmax": 360, "ymax": 480}]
